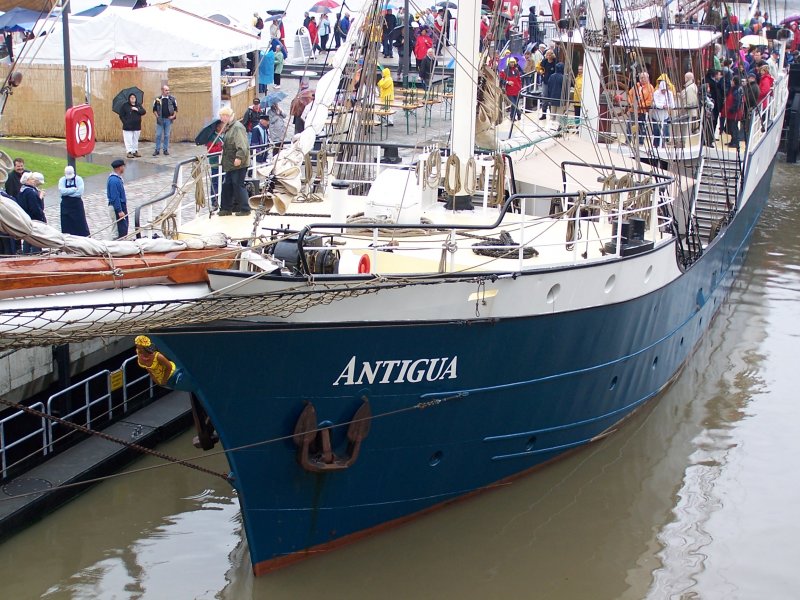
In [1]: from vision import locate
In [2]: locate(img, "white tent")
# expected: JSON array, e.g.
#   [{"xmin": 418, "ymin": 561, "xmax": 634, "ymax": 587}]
[
  {"xmin": 23, "ymin": 4, "xmax": 265, "ymax": 114},
  {"xmin": 24, "ymin": 4, "xmax": 264, "ymax": 69}
]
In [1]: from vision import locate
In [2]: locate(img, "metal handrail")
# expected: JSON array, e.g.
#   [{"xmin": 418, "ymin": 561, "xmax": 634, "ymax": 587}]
[
  {"xmin": 0, "ymin": 354, "xmax": 163, "ymax": 481},
  {"xmin": 46, "ymin": 370, "xmax": 112, "ymax": 452},
  {"xmin": 0, "ymin": 402, "xmax": 47, "ymax": 479},
  {"xmin": 296, "ymin": 165, "xmax": 675, "ymax": 274},
  {"xmin": 121, "ymin": 355, "xmax": 154, "ymax": 413},
  {"xmin": 133, "ymin": 142, "xmax": 276, "ymax": 235}
]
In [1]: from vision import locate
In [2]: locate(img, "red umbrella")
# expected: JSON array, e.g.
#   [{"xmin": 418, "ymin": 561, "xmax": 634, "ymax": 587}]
[{"xmin": 313, "ymin": 0, "xmax": 340, "ymax": 7}]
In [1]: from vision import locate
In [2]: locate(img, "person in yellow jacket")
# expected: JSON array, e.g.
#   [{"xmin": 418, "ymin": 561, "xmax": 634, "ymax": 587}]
[
  {"xmin": 377, "ymin": 67, "xmax": 395, "ymax": 125},
  {"xmin": 573, "ymin": 64, "xmax": 583, "ymax": 117}
]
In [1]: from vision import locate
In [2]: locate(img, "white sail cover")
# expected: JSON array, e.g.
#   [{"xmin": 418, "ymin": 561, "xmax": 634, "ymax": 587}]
[
  {"xmin": 0, "ymin": 195, "xmax": 228, "ymax": 256},
  {"xmin": 255, "ymin": 12, "xmax": 364, "ymax": 215}
]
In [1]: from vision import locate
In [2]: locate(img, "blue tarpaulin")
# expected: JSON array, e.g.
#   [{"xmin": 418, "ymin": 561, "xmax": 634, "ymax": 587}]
[{"xmin": 0, "ymin": 7, "xmax": 42, "ymax": 33}]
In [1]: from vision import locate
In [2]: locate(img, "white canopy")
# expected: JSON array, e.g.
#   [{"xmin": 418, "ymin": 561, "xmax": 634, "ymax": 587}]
[
  {"xmin": 560, "ymin": 27, "xmax": 720, "ymax": 51},
  {"xmin": 23, "ymin": 4, "xmax": 264, "ymax": 69}
]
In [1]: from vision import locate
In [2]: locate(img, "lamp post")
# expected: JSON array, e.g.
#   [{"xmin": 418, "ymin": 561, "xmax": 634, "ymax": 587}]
[{"xmin": 61, "ymin": 0, "xmax": 75, "ymax": 169}]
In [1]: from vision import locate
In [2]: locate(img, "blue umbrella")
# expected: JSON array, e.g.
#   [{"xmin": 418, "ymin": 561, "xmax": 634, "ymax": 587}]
[
  {"xmin": 261, "ymin": 91, "xmax": 287, "ymax": 108},
  {"xmin": 0, "ymin": 7, "xmax": 42, "ymax": 33}
]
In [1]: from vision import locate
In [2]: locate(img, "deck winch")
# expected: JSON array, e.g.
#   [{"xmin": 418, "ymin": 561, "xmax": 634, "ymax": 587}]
[{"xmin": 272, "ymin": 234, "xmax": 340, "ymax": 275}]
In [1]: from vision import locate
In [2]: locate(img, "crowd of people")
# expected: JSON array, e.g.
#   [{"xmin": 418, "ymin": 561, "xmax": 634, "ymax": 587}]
[
  {"xmin": 489, "ymin": 6, "xmax": 788, "ymax": 150},
  {"xmin": 1, "ymin": 157, "xmax": 97, "ymax": 254},
  {"xmin": 301, "ymin": 11, "xmax": 352, "ymax": 56}
]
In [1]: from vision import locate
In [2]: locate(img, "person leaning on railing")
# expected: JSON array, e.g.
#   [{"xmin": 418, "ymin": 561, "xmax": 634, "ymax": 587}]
[
  {"xmin": 675, "ymin": 72, "xmax": 699, "ymax": 148},
  {"xmin": 626, "ymin": 72, "xmax": 654, "ymax": 146}
]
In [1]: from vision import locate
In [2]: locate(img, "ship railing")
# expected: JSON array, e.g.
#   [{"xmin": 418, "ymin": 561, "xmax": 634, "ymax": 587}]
[
  {"xmin": 294, "ymin": 164, "xmax": 675, "ymax": 274},
  {"xmin": 134, "ymin": 142, "xmax": 276, "ymax": 239},
  {"xmin": 594, "ymin": 109, "xmax": 704, "ymax": 149},
  {"xmin": 328, "ymin": 141, "xmax": 441, "ymax": 190},
  {"xmin": 746, "ymin": 76, "xmax": 788, "ymax": 157},
  {"xmin": 0, "ymin": 402, "xmax": 47, "ymax": 480}
]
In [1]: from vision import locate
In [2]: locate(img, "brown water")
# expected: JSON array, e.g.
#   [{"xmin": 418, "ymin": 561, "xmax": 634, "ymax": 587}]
[{"xmin": 1, "ymin": 162, "xmax": 798, "ymax": 599}]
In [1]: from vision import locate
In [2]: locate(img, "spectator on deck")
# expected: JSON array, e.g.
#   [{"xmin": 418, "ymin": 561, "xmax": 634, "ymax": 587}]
[
  {"xmin": 500, "ymin": 57, "xmax": 524, "ymax": 121},
  {"xmin": 723, "ymin": 76, "xmax": 744, "ymax": 148},
  {"xmin": 267, "ymin": 101, "xmax": 288, "ymax": 151},
  {"xmin": 250, "ymin": 113, "xmax": 271, "ymax": 163},
  {"xmin": 627, "ymin": 71, "xmax": 654, "ymax": 145},
  {"xmin": 758, "ymin": 64, "xmax": 774, "ymax": 108},
  {"xmin": 651, "ymin": 78, "xmax": 675, "ymax": 148},
  {"xmin": 206, "ymin": 121, "xmax": 224, "ymax": 210},
  {"xmin": 241, "ymin": 97, "xmax": 263, "ymax": 140},
  {"xmin": 573, "ymin": 65, "xmax": 584, "ymax": 117},
  {"xmin": 218, "ymin": 106, "xmax": 251, "ymax": 217},
  {"xmin": 543, "ymin": 62, "xmax": 567, "ymax": 120}
]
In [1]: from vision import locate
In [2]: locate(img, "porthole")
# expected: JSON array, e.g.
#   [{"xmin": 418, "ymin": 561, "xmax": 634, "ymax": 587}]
[
  {"xmin": 652, "ymin": 356, "xmax": 659, "ymax": 370},
  {"xmin": 680, "ymin": 337, "xmax": 684, "ymax": 346},
  {"xmin": 525, "ymin": 436, "xmax": 537, "ymax": 452},
  {"xmin": 644, "ymin": 265, "xmax": 653, "ymax": 283},
  {"xmin": 429, "ymin": 451, "xmax": 443, "ymax": 466},
  {"xmin": 604, "ymin": 274, "xmax": 616, "ymax": 293},
  {"xmin": 609, "ymin": 376, "xmax": 618, "ymax": 390}
]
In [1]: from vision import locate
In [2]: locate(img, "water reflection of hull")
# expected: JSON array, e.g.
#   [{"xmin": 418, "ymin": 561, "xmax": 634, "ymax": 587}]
[{"xmin": 149, "ymin": 149, "xmax": 779, "ymax": 575}]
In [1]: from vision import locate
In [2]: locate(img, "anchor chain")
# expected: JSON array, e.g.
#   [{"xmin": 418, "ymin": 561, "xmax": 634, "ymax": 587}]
[{"xmin": 0, "ymin": 397, "xmax": 232, "ymax": 483}]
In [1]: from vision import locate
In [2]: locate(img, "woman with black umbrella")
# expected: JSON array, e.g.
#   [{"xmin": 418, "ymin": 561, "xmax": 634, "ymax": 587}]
[{"xmin": 119, "ymin": 93, "xmax": 146, "ymax": 158}]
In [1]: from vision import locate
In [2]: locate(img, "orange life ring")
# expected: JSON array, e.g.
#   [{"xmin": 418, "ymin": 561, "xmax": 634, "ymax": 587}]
[{"xmin": 358, "ymin": 254, "xmax": 371, "ymax": 274}]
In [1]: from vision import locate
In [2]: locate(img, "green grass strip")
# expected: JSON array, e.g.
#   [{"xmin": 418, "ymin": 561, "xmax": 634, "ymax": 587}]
[{"xmin": 0, "ymin": 145, "xmax": 108, "ymax": 188}]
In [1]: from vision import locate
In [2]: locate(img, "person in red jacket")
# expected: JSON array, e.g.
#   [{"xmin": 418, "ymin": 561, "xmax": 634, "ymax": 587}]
[
  {"xmin": 414, "ymin": 28, "xmax": 433, "ymax": 69},
  {"xmin": 308, "ymin": 16, "xmax": 320, "ymax": 55},
  {"xmin": 758, "ymin": 64, "xmax": 774, "ymax": 108},
  {"xmin": 499, "ymin": 57, "xmax": 523, "ymax": 120}
]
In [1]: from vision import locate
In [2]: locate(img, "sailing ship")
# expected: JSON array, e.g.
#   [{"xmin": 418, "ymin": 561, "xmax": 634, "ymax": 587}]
[{"xmin": 0, "ymin": 0, "xmax": 787, "ymax": 576}]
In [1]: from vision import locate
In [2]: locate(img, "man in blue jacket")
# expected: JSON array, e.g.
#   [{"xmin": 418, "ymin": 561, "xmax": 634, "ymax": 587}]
[{"xmin": 107, "ymin": 159, "xmax": 129, "ymax": 239}]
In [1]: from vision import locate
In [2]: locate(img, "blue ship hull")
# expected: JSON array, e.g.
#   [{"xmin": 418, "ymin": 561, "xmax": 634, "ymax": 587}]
[{"xmin": 154, "ymin": 157, "xmax": 776, "ymax": 574}]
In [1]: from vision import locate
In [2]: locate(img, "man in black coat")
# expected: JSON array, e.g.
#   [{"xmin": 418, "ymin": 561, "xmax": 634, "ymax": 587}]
[
  {"xmin": 705, "ymin": 69, "xmax": 724, "ymax": 139},
  {"xmin": 419, "ymin": 48, "xmax": 436, "ymax": 90},
  {"xmin": 4, "ymin": 157, "xmax": 26, "ymax": 199},
  {"xmin": 382, "ymin": 9, "xmax": 397, "ymax": 58},
  {"xmin": 527, "ymin": 7, "xmax": 540, "ymax": 46}
]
